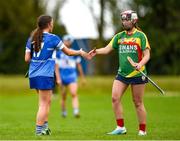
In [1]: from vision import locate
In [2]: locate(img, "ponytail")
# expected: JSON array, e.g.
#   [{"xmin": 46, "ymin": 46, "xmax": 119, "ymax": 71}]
[
  {"xmin": 31, "ymin": 28, "xmax": 43, "ymax": 52},
  {"xmin": 30, "ymin": 15, "xmax": 52, "ymax": 52}
]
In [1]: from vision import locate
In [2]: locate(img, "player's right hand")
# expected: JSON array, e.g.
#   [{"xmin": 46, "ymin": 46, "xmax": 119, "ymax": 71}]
[
  {"xmin": 88, "ymin": 48, "xmax": 96, "ymax": 58},
  {"xmin": 80, "ymin": 48, "xmax": 92, "ymax": 60},
  {"xmin": 56, "ymin": 78, "xmax": 62, "ymax": 87}
]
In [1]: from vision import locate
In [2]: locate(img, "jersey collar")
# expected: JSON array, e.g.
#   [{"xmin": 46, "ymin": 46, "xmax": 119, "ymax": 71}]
[{"xmin": 43, "ymin": 31, "xmax": 49, "ymax": 33}]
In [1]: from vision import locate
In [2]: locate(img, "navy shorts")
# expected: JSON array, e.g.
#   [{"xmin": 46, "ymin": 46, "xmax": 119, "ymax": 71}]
[
  {"xmin": 115, "ymin": 74, "xmax": 148, "ymax": 84},
  {"xmin": 29, "ymin": 76, "xmax": 55, "ymax": 90}
]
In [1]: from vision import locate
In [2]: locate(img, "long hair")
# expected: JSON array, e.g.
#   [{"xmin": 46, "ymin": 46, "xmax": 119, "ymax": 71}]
[
  {"xmin": 134, "ymin": 23, "xmax": 142, "ymax": 31},
  {"xmin": 31, "ymin": 15, "xmax": 52, "ymax": 52}
]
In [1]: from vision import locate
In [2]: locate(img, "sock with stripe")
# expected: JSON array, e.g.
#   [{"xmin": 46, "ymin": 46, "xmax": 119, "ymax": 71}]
[
  {"xmin": 43, "ymin": 121, "xmax": 48, "ymax": 129},
  {"xmin": 36, "ymin": 125, "xmax": 43, "ymax": 134}
]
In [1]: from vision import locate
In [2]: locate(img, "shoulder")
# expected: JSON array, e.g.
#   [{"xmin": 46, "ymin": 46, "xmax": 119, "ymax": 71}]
[
  {"xmin": 135, "ymin": 29, "xmax": 148, "ymax": 39},
  {"xmin": 26, "ymin": 37, "xmax": 33, "ymax": 49},
  {"xmin": 110, "ymin": 31, "xmax": 125, "ymax": 43},
  {"xmin": 44, "ymin": 32, "xmax": 61, "ymax": 40},
  {"xmin": 111, "ymin": 31, "xmax": 125, "ymax": 43},
  {"xmin": 114, "ymin": 31, "xmax": 125, "ymax": 38}
]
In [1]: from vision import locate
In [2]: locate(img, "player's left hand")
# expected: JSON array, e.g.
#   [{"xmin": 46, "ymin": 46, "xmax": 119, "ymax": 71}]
[
  {"xmin": 133, "ymin": 63, "xmax": 143, "ymax": 71},
  {"xmin": 80, "ymin": 77, "xmax": 86, "ymax": 86}
]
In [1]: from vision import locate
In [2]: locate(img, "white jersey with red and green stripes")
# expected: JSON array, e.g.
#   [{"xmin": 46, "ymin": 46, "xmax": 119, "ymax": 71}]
[{"xmin": 109, "ymin": 28, "xmax": 150, "ymax": 78}]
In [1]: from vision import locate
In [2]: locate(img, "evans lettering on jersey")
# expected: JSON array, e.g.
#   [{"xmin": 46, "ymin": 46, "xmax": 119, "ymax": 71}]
[{"xmin": 109, "ymin": 28, "xmax": 150, "ymax": 78}]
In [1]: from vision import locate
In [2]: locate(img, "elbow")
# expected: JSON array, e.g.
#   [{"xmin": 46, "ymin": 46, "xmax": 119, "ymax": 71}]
[
  {"xmin": 25, "ymin": 57, "xmax": 30, "ymax": 63},
  {"xmin": 63, "ymin": 48, "xmax": 74, "ymax": 56},
  {"xmin": 66, "ymin": 51, "xmax": 73, "ymax": 56},
  {"xmin": 102, "ymin": 50, "xmax": 110, "ymax": 55},
  {"xmin": 103, "ymin": 47, "xmax": 111, "ymax": 55},
  {"xmin": 25, "ymin": 53, "xmax": 31, "ymax": 63},
  {"xmin": 144, "ymin": 49, "xmax": 150, "ymax": 61},
  {"xmin": 25, "ymin": 59, "xmax": 30, "ymax": 63},
  {"xmin": 147, "ymin": 51, "xmax": 150, "ymax": 61}
]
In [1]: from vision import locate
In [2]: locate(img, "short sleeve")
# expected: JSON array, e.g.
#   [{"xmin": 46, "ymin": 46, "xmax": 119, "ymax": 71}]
[
  {"xmin": 25, "ymin": 38, "xmax": 31, "ymax": 53},
  {"xmin": 52, "ymin": 50, "xmax": 56, "ymax": 59},
  {"xmin": 140, "ymin": 33, "xmax": 150, "ymax": 51},
  {"xmin": 53, "ymin": 35, "xmax": 65, "ymax": 50},
  {"xmin": 55, "ymin": 50, "xmax": 61, "ymax": 64},
  {"xmin": 108, "ymin": 34, "xmax": 119, "ymax": 49}
]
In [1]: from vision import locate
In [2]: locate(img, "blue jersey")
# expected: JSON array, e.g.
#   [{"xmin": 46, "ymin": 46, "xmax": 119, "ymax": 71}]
[
  {"xmin": 56, "ymin": 50, "xmax": 81, "ymax": 81},
  {"xmin": 25, "ymin": 32, "xmax": 64, "ymax": 78}
]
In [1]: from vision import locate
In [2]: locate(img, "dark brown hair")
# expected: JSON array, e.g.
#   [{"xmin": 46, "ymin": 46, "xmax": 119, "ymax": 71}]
[{"xmin": 31, "ymin": 15, "xmax": 52, "ymax": 52}]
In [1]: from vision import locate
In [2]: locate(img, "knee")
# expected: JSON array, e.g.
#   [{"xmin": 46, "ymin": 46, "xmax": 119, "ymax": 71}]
[
  {"xmin": 62, "ymin": 95, "xmax": 66, "ymax": 100},
  {"xmin": 133, "ymin": 98, "xmax": 143, "ymax": 108},
  {"xmin": 48, "ymin": 99, "xmax": 51, "ymax": 105},
  {"xmin": 39, "ymin": 102, "xmax": 49, "ymax": 109},
  {"xmin": 71, "ymin": 93, "xmax": 77, "ymax": 98},
  {"xmin": 112, "ymin": 96, "xmax": 119, "ymax": 104}
]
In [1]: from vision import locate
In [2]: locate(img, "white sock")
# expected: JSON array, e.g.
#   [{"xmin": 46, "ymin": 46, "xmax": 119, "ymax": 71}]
[{"xmin": 73, "ymin": 108, "xmax": 79, "ymax": 115}]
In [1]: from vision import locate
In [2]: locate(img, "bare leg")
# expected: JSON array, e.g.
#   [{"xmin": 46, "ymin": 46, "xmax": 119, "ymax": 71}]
[
  {"xmin": 68, "ymin": 82, "xmax": 79, "ymax": 116},
  {"xmin": 61, "ymin": 86, "xmax": 67, "ymax": 112},
  {"xmin": 131, "ymin": 84, "xmax": 147, "ymax": 133},
  {"xmin": 107, "ymin": 80, "xmax": 128, "ymax": 135},
  {"xmin": 112, "ymin": 80, "xmax": 128, "ymax": 119},
  {"xmin": 36, "ymin": 90, "xmax": 52, "ymax": 125}
]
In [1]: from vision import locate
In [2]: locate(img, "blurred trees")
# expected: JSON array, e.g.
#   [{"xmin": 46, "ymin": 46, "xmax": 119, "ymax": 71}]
[
  {"xmin": 0, "ymin": 0, "xmax": 179, "ymax": 75},
  {"xmin": 0, "ymin": 0, "xmax": 44, "ymax": 74},
  {"xmin": 131, "ymin": 0, "xmax": 180, "ymax": 75},
  {"xmin": 0, "ymin": 0, "xmax": 66, "ymax": 74},
  {"xmin": 49, "ymin": 0, "xmax": 67, "ymax": 36},
  {"xmin": 87, "ymin": 0, "xmax": 180, "ymax": 75},
  {"xmin": 84, "ymin": 0, "xmax": 120, "ymax": 74}
]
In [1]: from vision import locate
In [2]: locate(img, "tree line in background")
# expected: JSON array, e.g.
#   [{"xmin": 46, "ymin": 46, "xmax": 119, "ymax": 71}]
[{"xmin": 0, "ymin": 0, "xmax": 179, "ymax": 75}]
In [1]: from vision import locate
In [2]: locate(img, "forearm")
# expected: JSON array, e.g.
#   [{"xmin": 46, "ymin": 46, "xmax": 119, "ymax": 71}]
[
  {"xmin": 96, "ymin": 45, "xmax": 113, "ymax": 55},
  {"xmin": 62, "ymin": 47, "xmax": 81, "ymax": 56},
  {"xmin": 77, "ymin": 64, "xmax": 84, "ymax": 78},
  {"xmin": 55, "ymin": 64, "xmax": 61, "ymax": 80},
  {"xmin": 67, "ymin": 49, "xmax": 81, "ymax": 56},
  {"xmin": 139, "ymin": 49, "xmax": 150, "ymax": 66},
  {"xmin": 25, "ymin": 52, "xmax": 31, "ymax": 63}
]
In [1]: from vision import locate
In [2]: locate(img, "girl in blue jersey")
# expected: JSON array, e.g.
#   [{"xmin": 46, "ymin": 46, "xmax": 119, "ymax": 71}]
[
  {"xmin": 56, "ymin": 35, "xmax": 86, "ymax": 118},
  {"xmin": 25, "ymin": 15, "xmax": 89, "ymax": 136}
]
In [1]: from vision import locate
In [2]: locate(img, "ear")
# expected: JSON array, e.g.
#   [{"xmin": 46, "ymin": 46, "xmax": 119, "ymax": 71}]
[
  {"xmin": 132, "ymin": 19, "xmax": 138, "ymax": 25},
  {"xmin": 48, "ymin": 23, "xmax": 51, "ymax": 27}
]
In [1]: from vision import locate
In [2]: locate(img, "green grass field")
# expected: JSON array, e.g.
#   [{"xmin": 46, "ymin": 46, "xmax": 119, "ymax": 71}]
[{"xmin": 0, "ymin": 75, "xmax": 180, "ymax": 140}]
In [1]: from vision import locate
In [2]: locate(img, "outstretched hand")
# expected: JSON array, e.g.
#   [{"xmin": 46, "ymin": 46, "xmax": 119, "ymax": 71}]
[
  {"xmin": 79, "ymin": 48, "xmax": 97, "ymax": 60},
  {"xmin": 80, "ymin": 48, "xmax": 92, "ymax": 60},
  {"xmin": 88, "ymin": 48, "xmax": 97, "ymax": 58}
]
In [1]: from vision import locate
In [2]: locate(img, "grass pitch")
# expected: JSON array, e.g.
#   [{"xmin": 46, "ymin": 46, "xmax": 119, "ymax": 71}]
[{"xmin": 0, "ymin": 75, "xmax": 180, "ymax": 140}]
